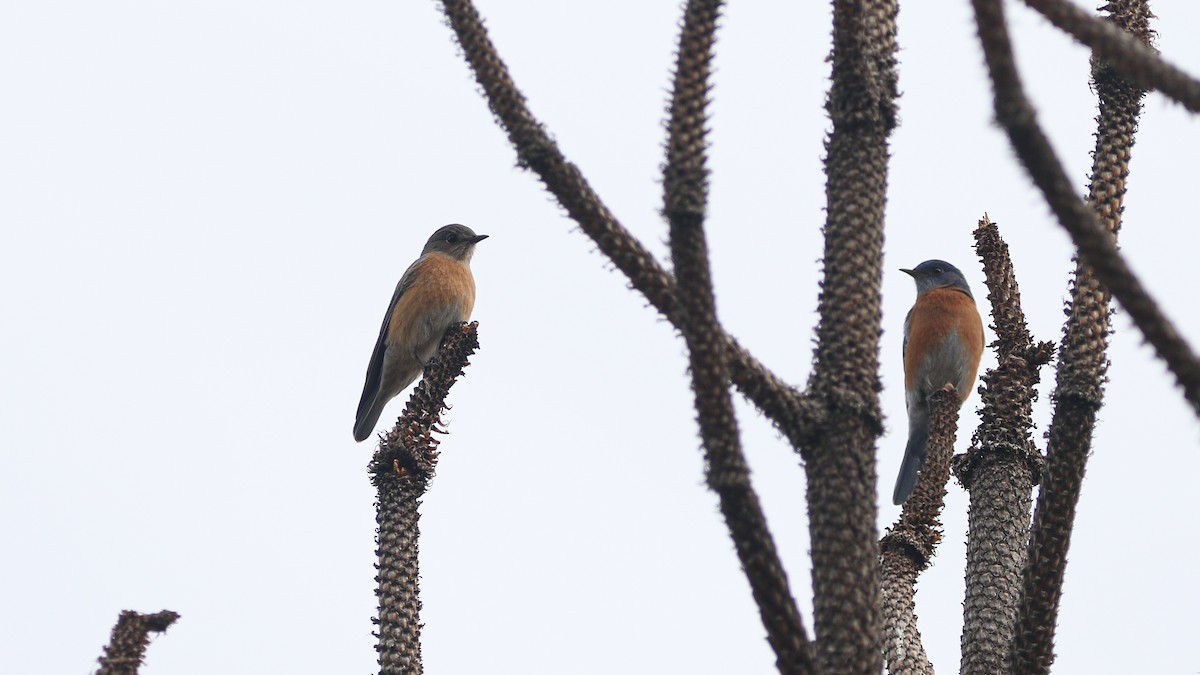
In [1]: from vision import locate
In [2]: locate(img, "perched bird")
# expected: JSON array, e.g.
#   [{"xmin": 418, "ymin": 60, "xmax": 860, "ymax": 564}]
[
  {"xmin": 893, "ymin": 260, "xmax": 984, "ymax": 504},
  {"xmin": 353, "ymin": 224, "xmax": 488, "ymax": 442}
]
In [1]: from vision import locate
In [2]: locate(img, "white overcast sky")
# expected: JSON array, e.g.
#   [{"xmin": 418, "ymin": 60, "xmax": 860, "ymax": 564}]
[{"xmin": 3, "ymin": 1, "xmax": 1198, "ymax": 673}]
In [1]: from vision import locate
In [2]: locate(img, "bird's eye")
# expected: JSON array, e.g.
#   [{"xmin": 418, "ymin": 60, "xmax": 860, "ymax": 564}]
[
  {"xmin": 933, "ymin": 267, "xmax": 943, "ymax": 274},
  {"xmin": 446, "ymin": 233, "xmax": 459, "ymax": 244}
]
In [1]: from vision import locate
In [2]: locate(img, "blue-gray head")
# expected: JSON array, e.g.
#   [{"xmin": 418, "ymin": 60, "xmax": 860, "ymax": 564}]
[
  {"xmin": 421, "ymin": 223, "xmax": 489, "ymax": 262},
  {"xmin": 900, "ymin": 260, "xmax": 973, "ymax": 298}
]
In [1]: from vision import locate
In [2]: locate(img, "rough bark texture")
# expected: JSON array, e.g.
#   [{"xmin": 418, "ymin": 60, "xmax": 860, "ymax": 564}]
[
  {"xmin": 662, "ymin": 2, "xmax": 813, "ymax": 673},
  {"xmin": 972, "ymin": 0, "xmax": 1200, "ymax": 418},
  {"xmin": 804, "ymin": 1, "xmax": 898, "ymax": 672},
  {"xmin": 957, "ymin": 457, "xmax": 1034, "ymax": 675},
  {"xmin": 436, "ymin": 0, "xmax": 819, "ymax": 449},
  {"xmin": 373, "ymin": 476, "xmax": 425, "ymax": 675},
  {"xmin": 369, "ymin": 322, "xmax": 480, "ymax": 675},
  {"xmin": 880, "ymin": 388, "xmax": 961, "ymax": 675},
  {"xmin": 948, "ymin": 217, "xmax": 1053, "ymax": 675},
  {"xmin": 1022, "ymin": 0, "xmax": 1199, "ymax": 111},
  {"xmin": 879, "ymin": 548, "xmax": 933, "ymax": 675},
  {"xmin": 95, "ymin": 610, "xmax": 180, "ymax": 675},
  {"xmin": 1007, "ymin": 4, "xmax": 1152, "ymax": 674}
]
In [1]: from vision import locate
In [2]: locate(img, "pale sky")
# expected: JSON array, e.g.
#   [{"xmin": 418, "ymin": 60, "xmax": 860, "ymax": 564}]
[{"xmin": 2, "ymin": 1, "xmax": 1198, "ymax": 673}]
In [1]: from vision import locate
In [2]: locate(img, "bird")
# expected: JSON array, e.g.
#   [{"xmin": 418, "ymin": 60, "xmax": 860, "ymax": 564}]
[
  {"xmin": 353, "ymin": 224, "xmax": 488, "ymax": 442},
  {"xmin": 893, "ymin": 259, "xmax": 984, "ymax": 504}
]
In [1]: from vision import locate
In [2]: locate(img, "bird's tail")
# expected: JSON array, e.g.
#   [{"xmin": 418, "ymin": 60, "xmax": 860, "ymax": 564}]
[
  {"xmin": 892, "ymin": 425, "xmax": 929, "ymax": 505},
  {"xmin": 353, "ymin": 391, "xmax": 384, "ymax": 443}
]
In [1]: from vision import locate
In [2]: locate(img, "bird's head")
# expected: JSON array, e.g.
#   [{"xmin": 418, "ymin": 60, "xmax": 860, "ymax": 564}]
[
  {"xmin": 900, "ymin": 259, "xmax": 973, "ymax": 298},
  {"xmin": 423, "ymin": 224, "xmax": 489, "ymax": 262}
]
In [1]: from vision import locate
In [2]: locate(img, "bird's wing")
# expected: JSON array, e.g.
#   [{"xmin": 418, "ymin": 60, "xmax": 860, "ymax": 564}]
[
  {"xmin": 902, "ymin": 306, "xmax": 913, "ymax": 359},
  {"xmin": 355, "ymin": 256, "xmax": 426, "ymax": 423}
]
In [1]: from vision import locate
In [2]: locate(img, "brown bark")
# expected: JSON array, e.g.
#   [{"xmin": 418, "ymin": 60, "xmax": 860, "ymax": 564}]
[
  {"xmin": 803, "ymin": 1, "xmax": 899, "ymax": 672},
  {"xmin": 971, "ymin": 0, "xmax": 1200, "ymax": 418},
  {"xmin": 1008, "ymin": 3, "xmax": 1152, "ymax": 673},
  {"xmin": 436, "ymin": 0, "xmax": 817, "ymax": 450},
  {"xmin": 369, "ymin": 322, "xmax": 480, "ymax": 675},
  {"xmin": 880, "ymin": 388, "xmax": 962, "ymax": 675},
  {"xmin": 663, "ymin": 2, "xmax": 813, "ymax": 672},
  {"xmin": 949, "ymin": 217, "xmax": 1054, "ymax": 675},
  {"xmin": 95, "ymin": 610, "xmax": 180, "ymax": 675}
]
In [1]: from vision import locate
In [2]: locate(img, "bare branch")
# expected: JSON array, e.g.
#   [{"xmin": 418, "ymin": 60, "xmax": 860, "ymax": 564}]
[
  {"xmin": 882, "ymin": 214, "xmax": 1049, "ymax": 675},
  {"xmin": 880, "ymin": 388, "xmax": 961, "ymax": 675},
  {"xmin": 964, "ymin": 217, "xmax": 1056, "ymax": 478},
  {"xmin": 802, "ymin": 0, "xmax": 898, "ymax": 671},
  {"xmin": 435, "ymin": 0, "xmax": 817, "ymax": 448},
  {"xmin": 369, "ymin": 322, "xmax": 480, "ymax": 482},
  {"xmin": 373, "ymin": 474, "xmax": 425, "ymax": 675},
  {"xmin": 661, "ymin": 2, "xmax": 813, "ymax": 672},
  {"xmin": 970, "ymin": 0, "xmax": 1200, "ymax": 417},
  {"xmin": 1010, "ymin": 3, "xmax": 1152, "ymax": 672},
  {"xmin": 955, "ymin": 456, "xmax": 1035, "ymax": 675},
  {"xmin": 369, "ymin": 322, "xmax": 480, "ymax": 675},
  {"xmin": 882, "ymin": 389, "xmax": 962, "ymax": 569},
  {"xmin": 1021, "ymin": 0, "xmax": 1200, "ymax": 111},
  {"xmin": 95, "ymin": 610, "xmax": 180, "ymax": 675},
  {"xmin": 949, "ymin": 217, "xmax": 1052, "ymax": 675}
]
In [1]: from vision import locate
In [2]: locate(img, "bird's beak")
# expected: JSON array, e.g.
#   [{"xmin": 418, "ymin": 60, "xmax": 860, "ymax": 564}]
[
  {"xmin": 470, "ymin": 234, "xmax": 489, "ymax": 244},
  {"xmin": 900, "ymin": 268, "xmax": 915, "ymax": 277}
]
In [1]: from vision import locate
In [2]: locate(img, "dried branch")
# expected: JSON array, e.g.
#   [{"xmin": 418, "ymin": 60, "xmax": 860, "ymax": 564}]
[
  {"xmin": 879, "ymin": 548, "xmax": 933, "ymax": 675},
  {"xmin": 881, "ymin": 390, "xmax": 961, "ymax": 569},
  {"xmin": 435, "ymin": 0, "xmax": 817, "ymax": 448},
  {"xmin": 960, "ymin": 217, "xmax": 1055, "ymax": 485},
  {"xmin": 949, "ymin": 217, "xmax": 1053, "ymax": 675},
  {"xmin": 880, "ymin": 387, "xmax": 961, "ymax": 675},
  {"xmin": 373, "ymin": 474, "xmax": 425, "ymax": 675},
  {"xmin": 661, "ymin": 2, "xmax": 813, "ymax": 672},
  {"xmin": 956, "ymin": 457, "xmax": 1035, "ymax": 675},
  {"xmin": 368, "ymin": 322, "xmax": 480, "ymax": 675},
  {"xmin": 95, "ymin": 610, "xmax": 179, "ymax": 675},
  {"xmin": 802, "ymin": 0, "xmax": 898, "ymax": 671},
  {"xmin": 368, "ymin": 322, "xmax": 480, "ymax": 481},
  {"xmin": 1021, "ymin": 0, "xmax": 1200, "ymax": 112},
  {"xmin": 970, "ymin": 0, "xmax": 1200, "ymax": 417},
  {"xmin": 881, "ymin": 214, "xmax": 1045, "ymax": 675},
  {"xmin": 1009, "ymin": 3, "xmax": 1152, "ymax": 673}
]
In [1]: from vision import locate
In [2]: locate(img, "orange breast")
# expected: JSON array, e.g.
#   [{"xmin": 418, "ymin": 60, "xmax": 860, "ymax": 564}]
[
  {"xmin": 903, "ymin": 287, "xmax": 984, "ymax": 399},
  {"xmin": 388, "ymin": 252, "xmax": 476, "ymax": 347}
]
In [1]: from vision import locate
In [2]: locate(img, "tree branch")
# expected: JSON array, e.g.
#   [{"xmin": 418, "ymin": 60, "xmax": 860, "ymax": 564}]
[
  {"xmin": 95, "ymin": 610, "xmax": 180, "ymax": 675},
  {"xmin": 662, "ymin": 2, "xmax": 813, "ymax": 672},
  {"xmin": 1009, "ymin": 3, "xmax": 1152, "ymax": 673},
  {"xmin": 970, "ymin": 0, "xmax": 1200, "ymax": 418},
  {"xmin": 1021, "ymin": 0, "xmax": 1200, "ymax": 112},
  {"xmin": 880, "ymin": 388, "xmax": 961, "ymax": 675},
  {"xmin": 950, "ymin": 216, "xmax": 1054, "ymax": 675},
  {"xmin": 802, "ymin": 0, "xmax": 899, "ymax": 671},
  {"xmin": 435, "ymin": 0, "xmax": 818, "ymax": 449},
  {"xmin": 369, "ymin": 322, "xmax": 480, "ymax": 675}
]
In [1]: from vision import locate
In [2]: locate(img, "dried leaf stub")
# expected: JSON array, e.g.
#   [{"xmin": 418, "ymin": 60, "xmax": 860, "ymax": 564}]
[{"xmin": 96, "ymin": 610, "xmax": 180, "ymax": 675}]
